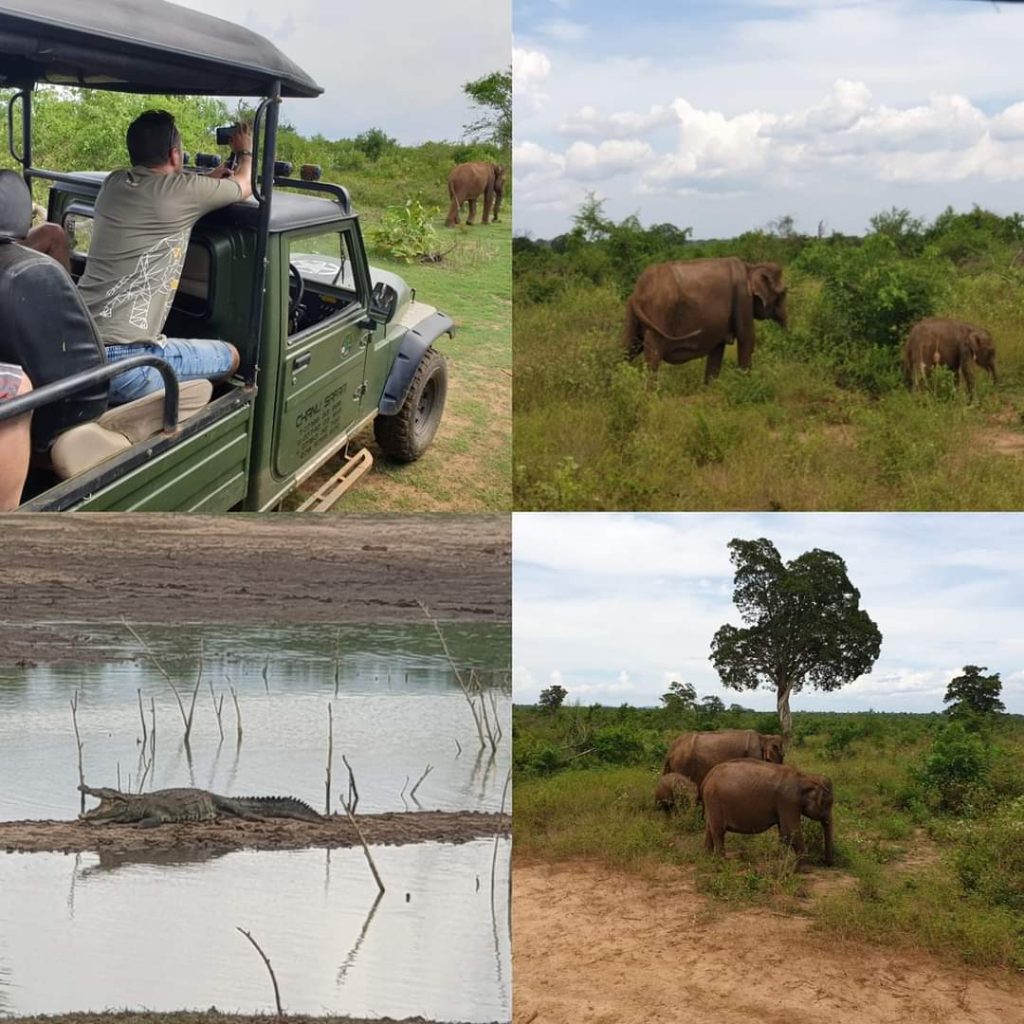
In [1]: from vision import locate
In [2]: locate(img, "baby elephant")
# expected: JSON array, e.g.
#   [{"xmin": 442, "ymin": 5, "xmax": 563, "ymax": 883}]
[
  {"xmin": 902, "ymin": 317, "xmax": 997, "ymax": 396},
  {"xmin": 654, "ymin": 772, "xmax": 698, "ymax": 813},
  {"xmin": 701, "ymin": 760, "xmax": 834, "ymax": 865}
]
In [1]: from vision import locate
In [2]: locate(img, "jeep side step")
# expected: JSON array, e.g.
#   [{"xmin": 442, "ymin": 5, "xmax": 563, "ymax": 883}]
[{"xmin": 295, "ymin": 446, "xmax": 374, "ymax": 512}]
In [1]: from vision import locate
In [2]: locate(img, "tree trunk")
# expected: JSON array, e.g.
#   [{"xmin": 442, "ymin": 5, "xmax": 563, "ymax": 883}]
[{"xmin": 776, "ymin": 683, "xmax": 793, "ymax": 737}]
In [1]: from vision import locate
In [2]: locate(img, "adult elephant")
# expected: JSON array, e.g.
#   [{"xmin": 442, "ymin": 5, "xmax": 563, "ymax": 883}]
[
  {"xmin": 663, "ymin": 728, "xmax": 784, "ymax": 787},
  {"xmin": 701, "ymin": 760, "xmax": 834, "ymax": 865},
  {"xmin": 623, "ymin": 257, "xmax": 787, "ymax": 382},
  {"xmin": 902, "ymin": 317, "xmax": 996, "ymax": 396},
  {"xmin": 446, "ymin": 161, "xmax": 504, "ymax": 227}
]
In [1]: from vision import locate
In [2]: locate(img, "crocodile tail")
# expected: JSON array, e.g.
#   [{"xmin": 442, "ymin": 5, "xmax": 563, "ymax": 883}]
[{"xmin": 231, "ymin": 795, "xmax": 323, "ymax": 822}]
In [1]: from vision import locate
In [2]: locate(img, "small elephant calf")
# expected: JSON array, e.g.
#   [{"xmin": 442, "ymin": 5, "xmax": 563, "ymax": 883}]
[
  {"xmin": 654, "ymin": 772, "xmax": 698, "ymax": 813},
  {"xmin": 902, "ymin": 317, "xmax": 997, "ymax": 396},
  {"xmin": 700, "ymin": 760, "xmax": 834, "ymax": 865}
]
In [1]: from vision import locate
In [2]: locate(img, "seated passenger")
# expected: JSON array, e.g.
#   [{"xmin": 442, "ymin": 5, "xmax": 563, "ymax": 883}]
[
  {"xmin": 22, "ymin": 214, "xmax": 70, "ymax": 272},
  {"xmin": 77, "ymin": 110, "xmax": 253, "ymax": 405},
  {"xmin": 0, "ymin": 363, "xmax": 32, "ymax": 510}
]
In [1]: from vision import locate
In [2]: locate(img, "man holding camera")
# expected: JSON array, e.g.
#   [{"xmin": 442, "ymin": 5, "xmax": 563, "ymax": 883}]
[{"xmin": 78, "ymin": 110, "xmax": 253, "ymax": 405}]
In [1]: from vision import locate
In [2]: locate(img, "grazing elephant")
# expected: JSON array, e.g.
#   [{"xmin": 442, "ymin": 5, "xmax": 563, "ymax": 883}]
[
  {"xmin": 654, "ymin": 772, "xmax": 698, "ymax": 813},
  {"xmin": 701, "ymin": 760, "xmax": 834, "ymax": 865},
  {"xmin": 663, "ymin": 729, "xmax": 785, "ymax": 788},
  {"xmin": 902, "ymin": 317, "xmax": 997, "ymax": 395},
  {"xmin": 623, "ymin": 257, "xmax": 787, "ymax": 382},
  {"xmin": 446, "ymin": 161, "xmax": 504, "ymax": 227}
]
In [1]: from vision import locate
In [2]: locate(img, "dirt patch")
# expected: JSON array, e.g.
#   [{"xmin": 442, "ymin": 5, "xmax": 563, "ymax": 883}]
[
  {"xmin": 0, "ymin": 811, "xmax": 508, "ymax": 854},
  {"xmin": 0, "ymin": 515, "xmax": 510, "ymax": 664},
  {"xmin": 981, "ymin": 427, "xmax": 1024, "ymax": 456},
  {"xmin": 1, "ymin": 1015, "xmax": 496, "ymax": 1024},
  {"xmin": 513, "ymin": 861, "xmax": 1024, "ymax": 1024}
]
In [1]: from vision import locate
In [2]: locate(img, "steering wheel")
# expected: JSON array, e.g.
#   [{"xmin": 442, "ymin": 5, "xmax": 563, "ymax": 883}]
[{"xmin": 288, "ymin": 262, "xmax": 305, "ymax": 319}]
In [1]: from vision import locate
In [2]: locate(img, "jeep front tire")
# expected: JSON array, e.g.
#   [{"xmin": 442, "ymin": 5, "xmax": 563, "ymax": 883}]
[{"xmin": 374, "ymin": 347, "xmax": 448, "ymax": 462}]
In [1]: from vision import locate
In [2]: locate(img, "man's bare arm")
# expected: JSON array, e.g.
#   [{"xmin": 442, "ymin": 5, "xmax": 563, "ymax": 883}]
[{"xmin": 227, "ymin": 123, "xmax": 254, "ymax": 202}]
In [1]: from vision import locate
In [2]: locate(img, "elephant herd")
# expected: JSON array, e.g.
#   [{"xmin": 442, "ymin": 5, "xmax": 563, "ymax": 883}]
[
  {"xmin": 655, "ymin": 728, "xmax": 835, "ymax": 866},
  {"xmin": 445, "ymin": 161, "xmax": 505, "ymax": 227},
  {"xmin": 623, "ymin": 257, "xmax": 998, "ymax": 394}
]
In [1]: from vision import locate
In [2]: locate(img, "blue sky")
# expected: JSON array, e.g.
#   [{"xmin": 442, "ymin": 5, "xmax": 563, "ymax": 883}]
[
  {"xmin": 173, "ymin": 0, "xmax": 509, "ymax": 144},
  {"xmin": 513, "ymin": 513, "xmax": 1024, "ymax": 715},
  {"xmin": 513, "ymin": 0, "xmax": 1024, "ymax": 238}
]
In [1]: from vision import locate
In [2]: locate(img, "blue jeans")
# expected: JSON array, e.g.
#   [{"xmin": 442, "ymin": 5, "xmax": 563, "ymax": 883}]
[{"xmin": 105, "ymin": 339, "xmax": 236, "ymax": 406}]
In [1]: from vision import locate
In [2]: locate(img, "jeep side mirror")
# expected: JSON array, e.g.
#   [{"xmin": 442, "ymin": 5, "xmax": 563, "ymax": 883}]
[{"xmin": 368, "ymin": 281, "xmax": 398, "ymax": 325}]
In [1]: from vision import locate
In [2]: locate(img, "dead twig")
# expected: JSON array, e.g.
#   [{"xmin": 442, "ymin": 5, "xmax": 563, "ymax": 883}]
[
  {"xmin": 325, "ymin": 704, "xmax": 334, "ymax": 816},
  {"xmin": 229, "ymin": 684, "xmax": 243, "ymax": 746},
  {"xmin": 70, "ymin": 691, "xmax": 85, "ymax": 814},
  {"xmin": 209, "ymin": 680, "xmax": 225, "ymax": 742},
  {"xmin": 342, "ymin": 754, "xmax": 358, "ymax": 814},
  {"xmin": 137, "ymin": 689, "xmax": 147, "ymax": 747},
  {"xmin": 409, "ymin": 763, "xmax": 434, "ymax": 801},
  {"xmin": 236, "ymin": 927, "xmax": 283, "ymax": 1016},
  {"xmin": 340, "ymin": 800, "xmax": 385, "ymax": 894}
]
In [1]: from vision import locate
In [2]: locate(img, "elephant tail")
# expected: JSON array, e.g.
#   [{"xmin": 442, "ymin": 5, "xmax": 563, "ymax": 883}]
[
  {"xmin": 629, "ymin": 297, "xmax": 704, "ymax": 345},
  {"xmin": 622, "ymin": 298, "xmax": 645, "ymax": 360}
]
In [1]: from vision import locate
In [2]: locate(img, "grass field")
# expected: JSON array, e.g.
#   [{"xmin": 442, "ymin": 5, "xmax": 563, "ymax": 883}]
[
  {"xmin": 513, "ymin": 254, "xmax": 1024, "ymax": 512},
  {"xmin": 513, "ymin": 705, "xmax": 1024, "ymax": 970}
]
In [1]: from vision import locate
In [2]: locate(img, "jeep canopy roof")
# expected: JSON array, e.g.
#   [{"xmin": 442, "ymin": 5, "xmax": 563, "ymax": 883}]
[{"xmin": 0, "ymin": 0, "xmax": 322, "ymax": 97}]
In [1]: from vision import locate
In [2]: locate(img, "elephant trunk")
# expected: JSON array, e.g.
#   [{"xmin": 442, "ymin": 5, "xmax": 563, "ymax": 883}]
[{"xmin": 821, "ymin": 815, "xmax": 834, "ymax": 867}]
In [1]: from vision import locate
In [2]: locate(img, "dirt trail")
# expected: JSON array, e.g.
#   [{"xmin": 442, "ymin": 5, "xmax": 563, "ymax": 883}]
[
  {"xmin": 0, "ymin": 514, "xmax": 510, "ymax": 664},
  {"xmin": 0, "ymin": 811, "xmax": 508, "ymax": 854},
  {"xmin": 2, "ymin": 1015, "xmax": 494, "ymax": 1024},
  {"xmin": 513, "ymin": 861, "xmax": 1024, "ymax": 1024}
]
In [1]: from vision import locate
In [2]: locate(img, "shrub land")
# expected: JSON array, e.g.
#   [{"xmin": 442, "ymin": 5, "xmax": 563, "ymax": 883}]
[
  {"xmin": 513, "ymin": 702, "xmax": 1024, "ymax": 970},
  {"xmin": 513, "ymin": 199, "xmax": 1024, "ymax": 510},
  {"xmin": 2, "ymin": 88, "xmax": 512, "ymax": 511}
]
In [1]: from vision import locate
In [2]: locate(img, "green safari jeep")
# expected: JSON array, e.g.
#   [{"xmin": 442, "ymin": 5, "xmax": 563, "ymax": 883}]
[{"xmin": 0, "ymin": 0, "xmax": 454, "ymax": 511}]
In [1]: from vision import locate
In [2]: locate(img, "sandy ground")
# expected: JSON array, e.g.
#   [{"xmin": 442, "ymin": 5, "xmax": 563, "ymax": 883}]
[
  {"xmin": 0, "ymin": 810, "xmax": 508, "ymax": 853},
  {"xmin": 2, "ymin": 1015, "xmax": 501, "ymax": 1024},
  {"xmin": 0, "ymin": 514, "xmax": 510, "ymax": 664},
  {"xmin": 513, "ymin": 861, "xmax": 1024, "ymax": 1024}
]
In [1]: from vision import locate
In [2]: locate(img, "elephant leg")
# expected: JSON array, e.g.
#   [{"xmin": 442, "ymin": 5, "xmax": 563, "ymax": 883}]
[
  {"xmin": 778, "ymin": 807, "xmax": 806, "ymax": 858},
  {"xmin": 704, "ymin": 342, "xmax": 726, "ymax": 383},
  {"xmin": 643, "ymin": 329, "xmax": 663, "ymax": 379},
  {"xmin": 467, "ymin": 197, "xmax": 477, "ymax": 225},
  {"xmin": 482, "ymin": 189, "xmax": 493, "ymax": 224},
  {"xmin": 446, "ymin": 195, "xmax": 461, "ymax": 227}
]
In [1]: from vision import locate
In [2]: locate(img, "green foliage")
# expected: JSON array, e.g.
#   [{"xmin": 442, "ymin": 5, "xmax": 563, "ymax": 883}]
[
  {"xmin": 538, "ymin": 684, "xmax": 568, "ymax": 712},
  {"xmin": 951, "ymin": 798, "xmax": 1024, "ymax": 911},
  {"xmin": 944, "ymin": 665, "xmax": 1006, "ymax": 719},
  {"xmin": 368, "ymin": 200, "xmax": 440, "ymax": 262},
  {"xmin": 710, "ymin": 538, "xmax": 883, "ymax": 732},
  {"xmin": 917, "ymin": 721, "xmax": 993, "ymax": 812},
  {"xmin": 352, "ymin": 128, "xmax": 398, "ymax": 162},
  {"xmin": 660, "ymin": 680, "xmax": 696, "ymax": 712},
  {"xmin": 462, "ymin": 68, "xmax": 512, "ymax": 149}
]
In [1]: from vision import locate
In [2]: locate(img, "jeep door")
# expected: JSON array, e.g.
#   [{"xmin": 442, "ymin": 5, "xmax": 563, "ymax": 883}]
[{"xmin": 269, "ymin": 224, "xmax": 373, "ymax": 487}]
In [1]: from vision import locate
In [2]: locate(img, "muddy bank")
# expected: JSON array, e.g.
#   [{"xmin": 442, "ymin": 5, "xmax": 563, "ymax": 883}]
[
  {"xmin": 0, "ymin": 810, "xmax": 509, "ymax": 854},
  {"xmin": 1, "ymin": 1015, "xmax": 503, "ymax": 1024},
  {"xmin": 513, "ymin": 860, "xmax": 1024, "ymax": 1024},
  {"xmin": 0, "ymin": 514, "xmax": 510, "ymax": 664}
]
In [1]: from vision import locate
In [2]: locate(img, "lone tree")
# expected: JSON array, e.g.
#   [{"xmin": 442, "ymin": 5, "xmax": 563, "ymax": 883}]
[
  {"xmin": 944, "ymin": 665, "xmax": 1005, "ymax": 718},
  {"xmin": 660, "ymin": 680, "xmax": 696, "ymax": 713},
  {"xmin": 538, "ymin": 684, "xmax": 568, "ymax": 712},
  {"xmin": 462, "ymin": 68, "xmax": 512, "ymax": 149},
  {"xmin": 710, "ymin": 538, "xmax": 882, "ymax": 736}
]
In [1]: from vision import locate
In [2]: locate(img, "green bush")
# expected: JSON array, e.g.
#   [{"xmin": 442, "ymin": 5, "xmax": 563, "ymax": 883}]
[
  {"xmin": 917, "ymin": 722, "xmax": 993, "ymax": 812},
  {"xmin": 369, "ymin": 199, "xmax": 440, "ymax": 262},
  {"xmin": 592, "ymin": 725, "xmax": 648, "ymax": 765},
  {"xmin": 951, "ymin": 798, "xmax": 1024, "ymax": 910}
]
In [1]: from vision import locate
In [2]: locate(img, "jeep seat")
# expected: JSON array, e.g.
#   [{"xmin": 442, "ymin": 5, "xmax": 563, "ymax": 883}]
[
  {"xmin": 0, "ymin": 169, "xmax": 108, "ymax": 452},
  {"xmin": 0, "ymin": 169, "xmax": 215, "ymax": 476}
]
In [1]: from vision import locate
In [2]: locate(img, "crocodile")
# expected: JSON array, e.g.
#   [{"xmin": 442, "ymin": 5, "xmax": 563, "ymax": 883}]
[{"xmin": 78, "ymin": 785, "xmax": 323, "ymax": 827}]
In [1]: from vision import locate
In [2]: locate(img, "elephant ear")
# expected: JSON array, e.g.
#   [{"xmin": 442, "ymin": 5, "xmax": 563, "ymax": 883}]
[{"xmin": 748, "ymin": 265, "xmax": 776, "ymax": 312}]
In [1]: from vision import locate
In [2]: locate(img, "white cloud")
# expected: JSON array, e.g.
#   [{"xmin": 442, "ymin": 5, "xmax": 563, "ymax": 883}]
[
  {"xmin": 564, "ymin": 139, "xmax": 654, "ymax": 180},
  {"xmin": 558, "ymin": 104, "xmax": 678, "ymax": 140},
  {"xmin": 538, "ymin": 18, "xmax": 590, "ymax": 42},
  {"xmin": 513, "ymin": 48, "xmax": 552, "ymax": 112}
]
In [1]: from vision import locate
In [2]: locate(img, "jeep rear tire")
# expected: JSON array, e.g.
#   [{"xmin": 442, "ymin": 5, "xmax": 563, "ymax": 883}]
[{"xmin": 374, "ymin": 347, "xmax": 448, "ymax": 462}]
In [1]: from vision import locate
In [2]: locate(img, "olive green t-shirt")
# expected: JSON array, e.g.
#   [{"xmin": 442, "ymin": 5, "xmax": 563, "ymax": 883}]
[{"xmin": 78, "ymin": 168, "xmax": 242, "ymax": 345}]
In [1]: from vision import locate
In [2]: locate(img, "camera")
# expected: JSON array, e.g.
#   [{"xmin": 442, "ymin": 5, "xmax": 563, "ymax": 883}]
[
  {"xmin": 194, "ymin": 153, "xmax": 222, "ymax": 170},
  {"xmin": 215, "ymin": 124, "xmax": 237, "ymax": 147}
]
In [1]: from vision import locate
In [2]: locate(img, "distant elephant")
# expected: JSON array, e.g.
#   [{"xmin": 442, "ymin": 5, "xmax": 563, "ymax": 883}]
[
  {"xmin": 623, "ymin": 257, "xmax": 788, "ymax": 382},
  {"xmin": 701, "ymin": 760, "xmax": 834, "ymax": 865},
  {"xmin": 654, "ymin": 772, "xmax": 698, "ymax": 813},
  {"xmin": 902, "ymin": 317, "xmax": 997, "ymax": 395},
  {"xmin": 663, "ymin": 729, "xmax": 785, "ymax": 788},
  {"xmin": 446, "ymin": 161, "xmax": 504, "ymax": 227}
]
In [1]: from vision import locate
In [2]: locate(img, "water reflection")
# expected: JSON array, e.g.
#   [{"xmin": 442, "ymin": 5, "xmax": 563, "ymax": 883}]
[
  {"xmin": 0, "ymin": 840, "xmax": 511, "ymax": 1021},
  {"xmin": 0, "ymin": 623, "xmax": 510, "ymax": 821}
]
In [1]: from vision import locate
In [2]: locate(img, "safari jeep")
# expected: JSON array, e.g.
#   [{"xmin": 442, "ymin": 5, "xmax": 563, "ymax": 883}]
[{"xmin": 0, "ymin": 0, "xmax": 453, "ymax": 511}]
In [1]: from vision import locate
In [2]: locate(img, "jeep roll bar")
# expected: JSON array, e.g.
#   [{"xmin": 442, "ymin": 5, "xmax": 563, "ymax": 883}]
[{"xmin": 0, "ymin": 355, "xmax": 180, "ymax": 431}]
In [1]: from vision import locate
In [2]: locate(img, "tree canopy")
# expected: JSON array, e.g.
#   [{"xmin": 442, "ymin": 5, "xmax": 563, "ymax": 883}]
[
  {"xmin": 944, "ymin": 665, "xmax": 1005, "ymax": 719},
  {"xmin": 462, "ymin": 68, "xmax": 512, "ymax": 149},
  {"xmin": 710, "ymin": 538, "xmax": 882, "ymax": 735},
  {"xmin": 538, "ymin": 684, "xmax": 568, "ymax": 712}
]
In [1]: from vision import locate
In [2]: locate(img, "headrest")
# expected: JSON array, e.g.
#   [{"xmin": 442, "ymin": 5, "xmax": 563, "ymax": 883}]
[{"xmin": 0, "ymin": 170, "xmax": 32, "ymax": 242}]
